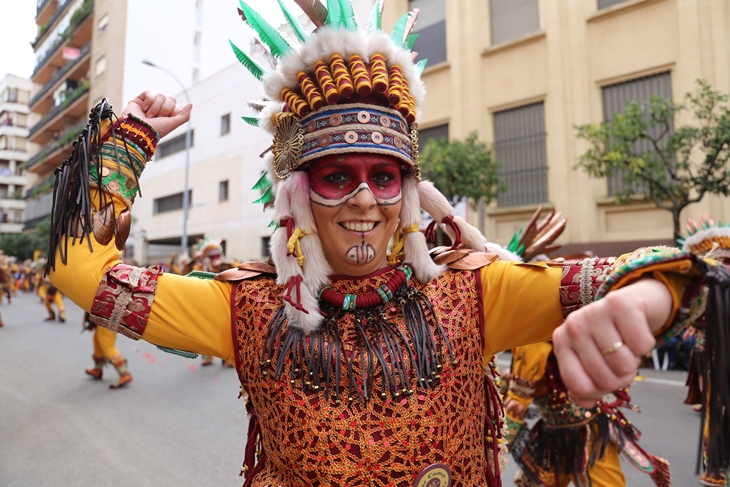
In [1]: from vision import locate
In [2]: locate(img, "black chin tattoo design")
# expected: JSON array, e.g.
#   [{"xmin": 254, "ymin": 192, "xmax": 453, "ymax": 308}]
[{"xmin": 346, "ymin": 240, "xmax": 375, "ymax": 264}]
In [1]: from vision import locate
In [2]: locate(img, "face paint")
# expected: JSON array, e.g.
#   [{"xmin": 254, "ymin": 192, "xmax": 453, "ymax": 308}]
[{"xmin": 308, "ymin": 156, "xmax": 402, "ymax": 207}]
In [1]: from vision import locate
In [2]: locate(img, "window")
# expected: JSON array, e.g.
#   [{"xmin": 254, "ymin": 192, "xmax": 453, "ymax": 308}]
[
  {"xmin": 418, "ymin": 123, "xmax": 449, "ymax": 147},
  {"xmin": 261, "ymin": 236, "xmax": 271, "ymax": 257},
  {"xmin": 493, "ymin": 101, "xmax": 548, "ymax": 207},
  {"xmin": 16, "ymin": 113, "xmax": 27, "ymax": 128},
  {"xmin": 95, "ymin": 55, "xmax": 107, "ymax": 76},
  {"xmin": 598, "ymin": 0, "xmax": 627, "ymax": 9},
  {"xmin": 153, "ymin": 190, "xmax": 192, "ymax": 214},
  {"xmin": 602, "ymin": 71, "xmax": 672, "ymax": 196},
  {"xmin": 5, "ymin": 88, "xmax": 18, "ymax": 103},
  {"xmin": 219, "ymin": 180, "xmax": 229, "ymax": 201},
  {"xmin": 192, "ymin": 68, "xmax": 200, "ymax": 83},
  {"xmin": 98, "ymin": 13, "xmax": 109, "ymax": 33},
  {"xmin": 220, "ymin": 113, "xmax": 231, "ymax": 135},
  {"xmin": 156, "ymin": 130, "xmax": 194, "ymax": 159},
  {"xmin": 490, "ymin": 0, "xmax": 540, "ymax": 46},
  {"xmin": 408, "ymin": 0, "xmax": 446, "ymax": 65}
]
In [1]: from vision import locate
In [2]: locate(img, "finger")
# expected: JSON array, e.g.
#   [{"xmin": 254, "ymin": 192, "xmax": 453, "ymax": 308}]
[
  {"xmin": 170, "ymin": 103, "xmax": 193, "ymax": 125},
  {"xmin": 146, "ymin": 93, "xmax": 167, "ymax": 117},
  {"xmin": 610, "ymin": 290, "xmax": 657, "ymax": 357},
  {"xmin": 553, "ymin": 323, "xmax": 601, "ymax": 401},
  {"xmin": 158, "ymin": 96, "xmax": 178, "ymax": 117},
  {"xmin": 562, "ymin": 304, "xmax": 627, "ymax": 393},
  {"xmin": 595, "ymin": 292, "xmax": 651, "ymax": 379},
  {"xmin": 137, "ymin": 90, "xmax": 157, "ymax": 111}
]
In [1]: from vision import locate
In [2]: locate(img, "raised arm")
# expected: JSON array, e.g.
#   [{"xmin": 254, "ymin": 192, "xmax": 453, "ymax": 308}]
[{"xmin": 48, "ymin": 94, "xmax": 237, "ymax": 362}]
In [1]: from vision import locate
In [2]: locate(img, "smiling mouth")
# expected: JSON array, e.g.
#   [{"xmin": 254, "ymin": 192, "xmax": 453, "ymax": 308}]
[{"xmin": 340, "ymin": 221, "xmax": 378, "ymax": 232}]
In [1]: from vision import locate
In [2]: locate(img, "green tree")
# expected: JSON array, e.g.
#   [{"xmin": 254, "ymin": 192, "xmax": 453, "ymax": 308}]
[
  {"xmin": 420, "ymin": 131, "xmax": 506, "ymax": 229},
  {"xmin": 0, "ymin": 216, "xmax": 51, "ymax": 260},
  {"xmin": 575, "ymin": 80, "xmax": 730, "ymax": 243}
]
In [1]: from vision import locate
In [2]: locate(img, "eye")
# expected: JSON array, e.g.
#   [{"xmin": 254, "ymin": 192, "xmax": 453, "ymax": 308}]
[
  {"xmin": 372, "ymin": 172, "xmax": 394, "ymax": 184},
  {"xmin": 324, "ymin": 172, "xmax": 348, "ymax": 184}
]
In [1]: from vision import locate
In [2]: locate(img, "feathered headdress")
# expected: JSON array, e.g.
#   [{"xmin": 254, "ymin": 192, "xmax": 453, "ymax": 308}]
[{"xmin": 232, "ymin": 0, "xmax": 519, "ymax": 331}]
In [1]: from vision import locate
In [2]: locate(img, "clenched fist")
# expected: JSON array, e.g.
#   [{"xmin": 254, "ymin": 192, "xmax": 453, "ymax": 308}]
[{"xmin": 122, "ymin": 91, "xmax": 192, "ymax": 139}]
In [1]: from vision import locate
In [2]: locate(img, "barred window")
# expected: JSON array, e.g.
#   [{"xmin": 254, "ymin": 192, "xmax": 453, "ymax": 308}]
[
  {"xmin": 490, "ymin": 0, "xmax": 540, "ymax": 46},
  {"xmin": 221, "ymin": 113, "xmax": 231, "ymax": 135},
  {"xmin": 408, "ymin": 0, "xmax": 446, "ymax": 65},
  {"xmin": 419, "ymin": 123, "xmax": 449, "ymax": 147},
  {"xmin": 153, "ymin": 190, "xmax": 192, "ymax": 214},
  {"xmin": 219, "ymin": 180, "xmax": 229, "ymax": 201},
  {"xmin": 157, "ymin": 130, "xmax": 194, "ymax": 159},
  {"xmin": 601, "ymin": 71, "xmax": 673, "ymax": 196},
  {"xmin": 494, "ymin": 101, "xmax": 548, "ymax": 207}
]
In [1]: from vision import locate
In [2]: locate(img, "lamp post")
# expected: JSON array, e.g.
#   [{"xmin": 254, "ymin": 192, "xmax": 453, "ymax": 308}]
[{"xmin": 141, "ymin": 60, "xmax": 192, "ymax": 254}]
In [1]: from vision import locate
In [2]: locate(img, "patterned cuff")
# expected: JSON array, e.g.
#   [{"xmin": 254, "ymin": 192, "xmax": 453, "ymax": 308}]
[
  {"xmin": 90, "ymin": 264, "xmax": 163, "ymax": 340},
  {"xmin": 595, "ymin": 247, "xmax": 703, "ymax": 347},
  {"xmin": 509, "ymin": 376, "xmax": 539, "ymax": 399},
  {"xmin": 557, "ymin": 257, "xmax": 616, "ymax": 319}
]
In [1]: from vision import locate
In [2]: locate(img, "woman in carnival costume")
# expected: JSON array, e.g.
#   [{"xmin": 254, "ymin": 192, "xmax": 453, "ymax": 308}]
[{"xmin": 46, "ymin": 1, "xmax": 730, "ymax": 485}]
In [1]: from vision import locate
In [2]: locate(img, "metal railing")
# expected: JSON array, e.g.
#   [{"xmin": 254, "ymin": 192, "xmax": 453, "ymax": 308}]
[
  {"xmin": 28, "ymin": 80, "xmax": 90, "ymax": 138},
  {"xmin": 23, "ymin": 120, "xmax": 85, "ymax": 170},
  {"xmin": 31, "ymin": 0, "xmax": 93, "ymax": 77},
  {"xmin": 30, "ymin": 42, "xmax": 90, "ymax": 108},
  {"xmin": 36, "ymin": 0, "xmax": 53, "ymax": 16},
  {"xmin": 31, "ymin": 0, "xmax": 73, "ymax": 48},
  {"xmin": 24, "ymin": 174, "xmax": 56, "ymax": 200}
]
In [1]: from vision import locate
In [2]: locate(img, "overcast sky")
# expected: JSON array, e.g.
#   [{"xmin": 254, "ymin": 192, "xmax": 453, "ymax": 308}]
[
  {"xmin": 0, "ymin": 0, "xmax": 39, "ymax": 80},
  {"xmin": 0, "ymin": 0, "xmax": 293, "ymax": 82}
]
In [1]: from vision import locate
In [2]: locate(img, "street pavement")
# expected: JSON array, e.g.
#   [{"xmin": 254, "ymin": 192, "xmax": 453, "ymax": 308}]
[{"xmin": 1, "ymin": 291, "xmax": 706, "ymax": 486}]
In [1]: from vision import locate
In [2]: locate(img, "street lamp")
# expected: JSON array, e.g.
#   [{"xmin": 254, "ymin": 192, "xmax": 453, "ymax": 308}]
[{"xmin": 141, "ymin": 59, "xmax": 192, "ymax": 254}]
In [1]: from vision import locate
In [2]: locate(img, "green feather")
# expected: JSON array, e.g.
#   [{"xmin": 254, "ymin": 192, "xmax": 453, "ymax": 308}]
[
  {"xmin": 405, "ymin": 33, "xmax": 419, "ymax": 50},
  {"xmin": 239, "ymin": 0, "xmax": 292, "ymax": 58},
  {"xmin": 253, "ymin": 185, "xmax": 274, "ymax": 204},
  {"xmin": 506, "ymin": 228, "xmax": 522, "ymax": 252},
  {"xmin": 278, "ymin": 0, "xmax": 309, "ymax": 42},
  {"xmin": 367, "ymin": 0, "xmax": 383, "ymax": 33},
  {"xmin": 268, "ymin": 220, "xmax": 279, "ymax": 228},
  {"xmin": 229, "ymin": 40, "xmax": 265, "ymax": 81},
  {"xmin": 251, "ymin": 172, "xmax": 271, "ymax": 191},
  {"xmin": 337, "ymin": 0, "xmax": 357, "ymax": 29},
  {"xmin": 414, "ymin": 58, "xmax": 428, "ymax": 77},
  {"xmin": 390, "ymin": 12, "xmax": 409, "ymax": 46},
  {"xmin": 325, "ymin": 0, "xmax": 341, "ymax": 26},
  {"xmin": 241, "ymin": 116, "xmax": 260, "ymax": 127},
  {"xmin": 516, "ymin": 244, "xmax": 525, "ymax": 257}
]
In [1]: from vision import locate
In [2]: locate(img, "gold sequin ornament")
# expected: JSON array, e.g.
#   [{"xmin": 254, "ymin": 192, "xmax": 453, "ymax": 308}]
[
  {"xmin": 410, "ymin": 122, "xmax": 421, "ymax": 181},
  {"xmin": 272, "ymin": 114, "xmax": 304, "ymax": 179}
]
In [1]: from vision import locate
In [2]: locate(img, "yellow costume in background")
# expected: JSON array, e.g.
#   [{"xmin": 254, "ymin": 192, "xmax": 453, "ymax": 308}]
[{"xmin": 83, "ymin": 312, "xmax": 132, "ymax": 389}]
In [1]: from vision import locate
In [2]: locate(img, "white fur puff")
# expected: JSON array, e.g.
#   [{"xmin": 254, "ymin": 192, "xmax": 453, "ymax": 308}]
[{"xmin": 404, "ymin": 231, "xmax": 445, "ymax": 282}]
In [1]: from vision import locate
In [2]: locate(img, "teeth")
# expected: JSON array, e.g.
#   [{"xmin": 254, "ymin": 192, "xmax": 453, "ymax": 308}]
[{"xmin": 343, "ymin": 222, "xmax": 375, "ymax": 232}]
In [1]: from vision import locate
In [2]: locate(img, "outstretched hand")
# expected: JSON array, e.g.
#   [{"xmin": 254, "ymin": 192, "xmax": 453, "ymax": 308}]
[
  {"xmin": 122, "ymin": 91, "xmax": 192, "ymax": 139},
  {"xmin": 552, "ymin": 277, "xmax": 672, "ymax": 407}
]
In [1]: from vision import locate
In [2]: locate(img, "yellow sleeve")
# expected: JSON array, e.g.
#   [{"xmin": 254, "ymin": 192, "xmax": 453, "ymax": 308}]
[
  {"xmin": 480, "ymin": 262, "xmax": 564, "ymax": 361},
  {"xmin": 507, "ymin": 341, "xmax": 553, "ymax": 408}
]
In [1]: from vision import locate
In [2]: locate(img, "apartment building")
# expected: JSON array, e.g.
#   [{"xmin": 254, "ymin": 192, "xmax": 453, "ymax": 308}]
[
  {"xmin": 384, "ymin": 0, "xmax": 730, "ymax": 254},
  {"xmin": 0, "ymin": 75, "xmax": 32, "ymax": 234},
  {"xmin": 24, "ymin": 0, "xmax": 243, "ymax": 230}
]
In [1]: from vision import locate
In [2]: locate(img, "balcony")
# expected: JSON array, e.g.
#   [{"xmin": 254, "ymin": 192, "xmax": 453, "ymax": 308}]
[
  {"xmin": 23, "ymin": 120, "xmax": 84, "ymax": 172},
  {"xmin": 36, "ymin": 0, "xmax": 57, "ymax": 27},
  {"xmin": 28, "ymin": 79, "xmax": 89, "ymax": 144},
  {"xmin": 30, "ymin": 42, "xmax": 91, "ymax": 110},
  {"xmin": 31, "ymin": 0, "xmax": 73, "ymax": 49},
  {"xmin": 32, "ymin": 0, "xmax": 93, "ymax": 85},
  {"xmin": 25, "ymin": 174, "xmax": 55, "ymax": 200}
]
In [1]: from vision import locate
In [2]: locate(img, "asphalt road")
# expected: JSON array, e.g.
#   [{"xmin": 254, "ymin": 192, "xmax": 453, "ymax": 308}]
[{"xmin": 0, "ymin": 291, "xmax": 706, "ymax": 486}]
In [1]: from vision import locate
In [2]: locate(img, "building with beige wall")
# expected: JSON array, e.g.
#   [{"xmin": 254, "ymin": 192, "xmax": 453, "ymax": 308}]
[
  {"xmin": 384, "ymin": 0, "xmax": 730, "ymax": 254},
  {"xmin": 0, "ymin": 75, "xmax": 32, "ymax": 235}
]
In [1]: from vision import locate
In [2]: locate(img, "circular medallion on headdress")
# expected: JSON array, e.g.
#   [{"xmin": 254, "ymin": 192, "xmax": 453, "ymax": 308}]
[{"xmin": 272, "ymin": 114, "xmax": 304, "ymax": 179}]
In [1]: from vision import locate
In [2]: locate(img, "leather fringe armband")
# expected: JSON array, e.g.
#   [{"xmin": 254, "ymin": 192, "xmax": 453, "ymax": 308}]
[{"xmin": 89, "ymin": 264, "xmax": 163, "ymax": 340}]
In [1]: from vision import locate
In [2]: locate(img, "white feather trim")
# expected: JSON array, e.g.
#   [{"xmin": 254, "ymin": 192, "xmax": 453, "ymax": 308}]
[
  {"xmin": 682, "ymin": 226, "xmax": 730, "ymax": 253},
  {"xmin": 287, "ymin": 171, "xmax": 316, "ymax": 231},
  {"xmin": 417, "ymin": 180, "xmax": 454, "ymax": 222},
  {"xmin": 485, "ymin": 242, "xmax": 523, "ymax": 262},
  {"xmin": 262, "ymin": 70, "xmax": 288, "ymax": 105},
  {"xmin": 404, "ymin": 231, "xmax": 444, "ymax": 282},
  {"xmin": 258, "ymin": 103, "xmax": 282, "ymax": 135},
  {"xmin": 399, "ymin": 175, "xmax": 422, "ymax": 228},
  {"xmin": 451, "ymin": 215, "xmax": 487, "ymax": 251}
]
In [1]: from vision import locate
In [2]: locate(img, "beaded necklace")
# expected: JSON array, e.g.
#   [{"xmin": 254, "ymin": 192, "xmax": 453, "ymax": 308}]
[{"xmin": 261, "ymin": 264, "xmax": 457, "ymax": 404}]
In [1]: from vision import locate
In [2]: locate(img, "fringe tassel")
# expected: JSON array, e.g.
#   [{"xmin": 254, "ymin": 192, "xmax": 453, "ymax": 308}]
[
  {"xmin": 240, "ymin": 398, "xmax": 266, "ymax": 487},
  {"xmin": 701, "ymin": 260, "xmax": 730, "ymax": 473},
  {"xmin": 261, "ymin": 285, "xmax": 456, "ymax": 404}
]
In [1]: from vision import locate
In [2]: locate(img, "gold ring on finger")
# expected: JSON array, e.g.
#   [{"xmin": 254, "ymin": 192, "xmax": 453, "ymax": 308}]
[{"xmin": 600, "ymin": 341, "xmax": 624, "ymax": 356}]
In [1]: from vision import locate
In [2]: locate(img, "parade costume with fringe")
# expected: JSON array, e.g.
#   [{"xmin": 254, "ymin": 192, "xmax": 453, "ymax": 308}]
[{"xmin": 46, "ymin": 1, "xmax": 726, "ymax": 485}]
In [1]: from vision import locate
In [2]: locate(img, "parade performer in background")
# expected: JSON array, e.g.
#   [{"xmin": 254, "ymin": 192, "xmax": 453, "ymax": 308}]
[
  {"xmin": 678, "ymin": 215, "xmax": 730, "ymax": 486},
  {"xmin": 46, "ymin": 2, "xmax": 726, "ymax": 485},
  {"xmin": 0, "ymin": 252, "xmax": 15, "ymax": 306},
  {"xmin": 39, "ymin": 275, "xmax": 65, "ymax": 322},
  {"xmin": 82, "ymin": 311, "xmax": 133, "ymax": 389}
]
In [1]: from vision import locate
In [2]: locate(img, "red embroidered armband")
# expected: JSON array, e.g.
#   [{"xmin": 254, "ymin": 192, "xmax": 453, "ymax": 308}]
[{"xmin": 90, "ymin": 264, "xmax": 163, "ymax": 339}]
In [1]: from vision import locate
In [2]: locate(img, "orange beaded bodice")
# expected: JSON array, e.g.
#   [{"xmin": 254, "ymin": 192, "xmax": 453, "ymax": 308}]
[{"xmin": 232, "ymin": 267, "xmax": 503, "ymax": 487}]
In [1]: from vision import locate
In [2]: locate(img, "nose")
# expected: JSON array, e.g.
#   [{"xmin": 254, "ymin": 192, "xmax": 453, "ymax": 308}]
[{"xmin": 347, "ymin": 185, "xmax": 377, "ymax": 211}]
